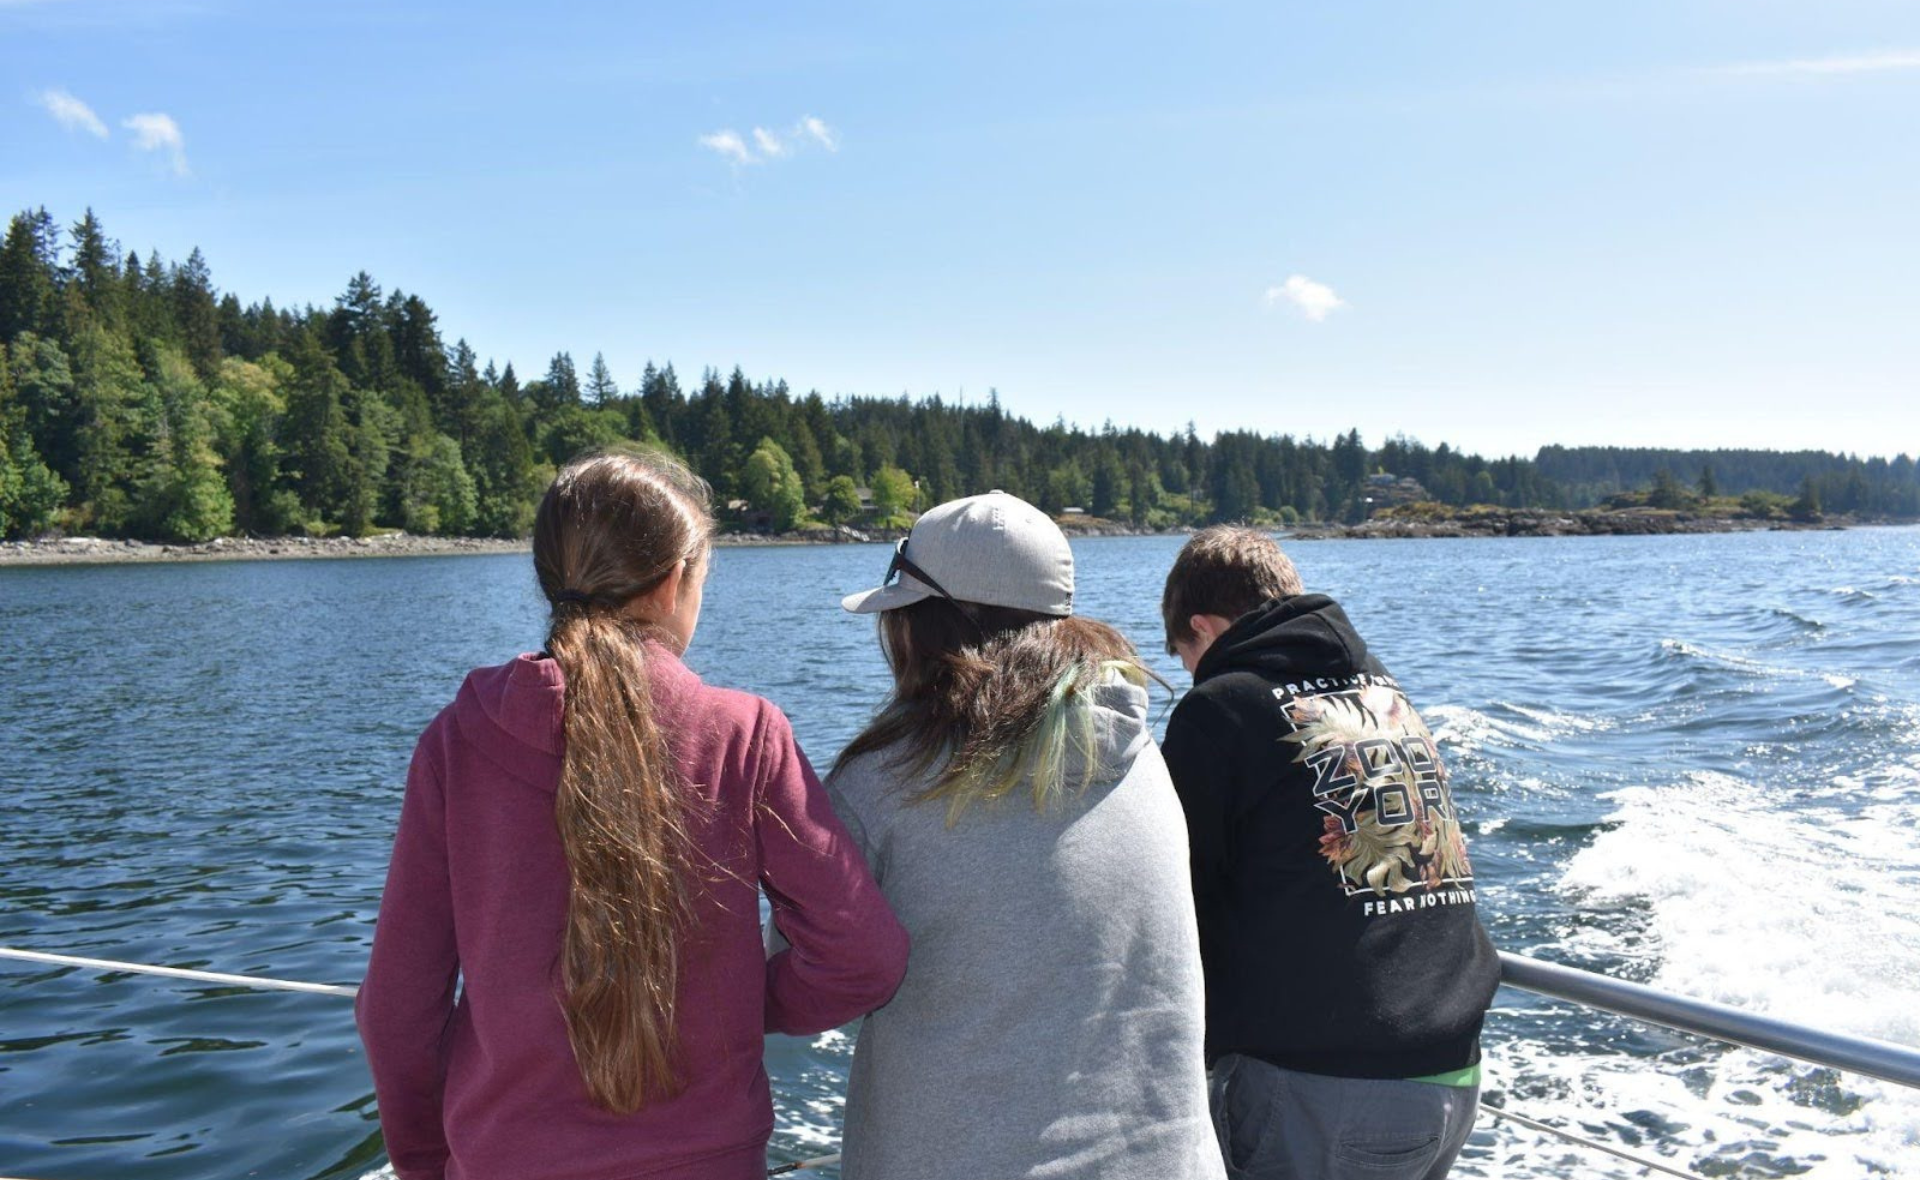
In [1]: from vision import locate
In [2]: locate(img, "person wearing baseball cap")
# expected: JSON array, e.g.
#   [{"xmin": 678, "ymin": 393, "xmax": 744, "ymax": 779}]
[{"xmin": 818, "ymin": 490, "xmax": 1225, "ymax": 1180}]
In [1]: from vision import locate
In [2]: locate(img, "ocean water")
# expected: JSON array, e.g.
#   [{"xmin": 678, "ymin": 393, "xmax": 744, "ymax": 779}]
[{"xmin": 2, "ymin": 528, "xmax": 1917, "ymax": 1179}]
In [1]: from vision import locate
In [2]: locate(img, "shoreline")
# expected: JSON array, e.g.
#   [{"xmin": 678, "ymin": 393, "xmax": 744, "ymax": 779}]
[
  {"xmin": 5, "ymin": 514, "xmax": 1905, "ymax": 568},
  {"xmin": 0, "ymin": 523, "xmax": 1181, "ymax": 568}
]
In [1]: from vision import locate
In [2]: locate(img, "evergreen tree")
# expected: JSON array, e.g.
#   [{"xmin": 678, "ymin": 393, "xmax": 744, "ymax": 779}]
[
  {"xmin": 530, "ymin": 351, "xmax": 581, "ymax": 414},
  {"xmin": 1792, "ymin": 476, "xmax": 1822, "ymax": 521},
  {"xmin": 0, "ymin": 208, "xmax": 59, "ymax": 342},
  {"xmin": 134, "ymin": 250, "xmax": 176, "ymax": 344},
  {"xmin": 390, "ymin": 293, "xmax": 447, "ymax": 402},
  {"xmin": 67, "ymin": 323, "xmax": 155, "ymax": 532},
  {"xmin": 586, "ymin": 352, "xmax": 619, "ymax": 406},
  {"xmin": 467, "ymin": 389, "xmax": 539, "ymax": 536},
  {"xmin": 7, "ymin": 332, "xmax": 81, "ymax": 489},
  {"xmin": 171, "ymin": 247, "xmax": 223, "ymax": 380},
  {"xmin": 329, "ymin": 272, "xmax": 383, "ymax": 352},
  {"xmin": 0, "ymin": 344, "xmax": 69, "ymax": 538},
  {"xmin": 443, "ymin": 339, "xmax": 484, "ymax": 448},
  {"xmin": 640, "ymin": 361, "xmax": 682, "ymax": 450},
  {"xmin": 66, "ymin": 209, "xmax": 121, "ymax": 328},
  {"xmin": 279, "ymin": 329, "xmax": 354, "ymax": 529}
]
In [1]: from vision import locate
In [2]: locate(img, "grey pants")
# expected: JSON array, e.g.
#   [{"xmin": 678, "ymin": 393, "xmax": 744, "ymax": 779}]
[{"xmin": 1208, "ymin": 1054, "xmax": 1478, "ymax": 1180}]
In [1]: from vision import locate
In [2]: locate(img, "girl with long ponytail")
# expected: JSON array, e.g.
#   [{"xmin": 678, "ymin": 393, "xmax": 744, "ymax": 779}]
[{"xmin": 357, "ymin": 448, "xmax": 907, "ymax": 1180}]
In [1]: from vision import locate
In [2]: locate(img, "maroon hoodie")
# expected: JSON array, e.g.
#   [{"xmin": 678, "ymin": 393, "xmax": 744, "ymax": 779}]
[{"xmin": 356, "ymin": 646, "xmax": 909, "ymax": 1180}]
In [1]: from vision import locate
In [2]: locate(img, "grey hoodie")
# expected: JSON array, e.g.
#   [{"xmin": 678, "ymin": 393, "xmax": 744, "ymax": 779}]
[{"xmin": 824, "ymin": 678, "xmax": 1227, "ymax": 1180}]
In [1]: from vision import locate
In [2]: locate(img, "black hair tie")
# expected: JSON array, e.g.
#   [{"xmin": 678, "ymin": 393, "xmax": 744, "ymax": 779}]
[{"xmin": 552, "ymin": 589, "xmax": 594, "ymax": 610}]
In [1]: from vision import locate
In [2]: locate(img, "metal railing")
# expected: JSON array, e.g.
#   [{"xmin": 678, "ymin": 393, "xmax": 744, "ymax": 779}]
[
  {"xmin": 5, "ymin": 942, "xmax": 1920, "ymax": 1179},
  {"xmin": 1496, "ymin": 950, "xmax": 1920, "ymax": 1090}
]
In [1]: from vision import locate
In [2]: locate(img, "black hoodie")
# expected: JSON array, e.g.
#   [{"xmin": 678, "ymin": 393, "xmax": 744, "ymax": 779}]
[{"xmin": 1161, "ymin": 593, "xmax": 1499, "ymax": 1078}]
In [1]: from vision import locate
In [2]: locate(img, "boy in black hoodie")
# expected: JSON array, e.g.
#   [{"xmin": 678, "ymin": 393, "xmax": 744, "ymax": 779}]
[{"xmin": 1160, "ymin": 526, "xmax": 1498, "ymax": 1180}]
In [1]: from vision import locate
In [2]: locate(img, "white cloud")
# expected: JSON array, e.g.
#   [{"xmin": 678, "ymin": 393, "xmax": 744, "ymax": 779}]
[
  {"xmin": 699, "ymin": 129, "xmax": 753, "ymax": 165},
  {"xmin": 700, "ymin": 116, "xmax": 839, "ymax": 167},
  {"xmin": 1717, "ymin": 49, "xmax": 1920, "ymax": 77},
  {"xmin": 798, "ymin": 115, "xmax": 838, "ymax": 151},
  {"xmin": 35, "ymin": 88, "xmax": 108, "ymax": 138},
  {"xmin": 1264, "ymin": 275, "xmax": 1348, "ymax": 323},
  {"xmin": 122, "ymin": 111, "xmax": 188, "ymax": 175},
  {"xmin": 751, "ymin": 127, "xmax": 788, "ymax": 158}
]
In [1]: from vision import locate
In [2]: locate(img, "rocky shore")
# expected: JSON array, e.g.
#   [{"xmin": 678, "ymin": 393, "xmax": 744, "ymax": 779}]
[
  {"xmin": 7, "ymin": 511, "xmax": 1878, "ymax": 567},
  {"xmin": 0, "ymin": 533, "xmax": 535, "ymax": 567},
  {"xmin": 0, "ymin": 519, "xmax": 1190, "ymax": 567},
  {"xmin": 1286, "ymin": 507, "xmax": 1846, "ymax": 540}
]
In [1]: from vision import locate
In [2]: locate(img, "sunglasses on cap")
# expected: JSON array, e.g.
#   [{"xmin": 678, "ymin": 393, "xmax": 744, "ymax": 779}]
[{"xmin": 884, "ymin": 539, "xmax": 985, "ymax": 626}]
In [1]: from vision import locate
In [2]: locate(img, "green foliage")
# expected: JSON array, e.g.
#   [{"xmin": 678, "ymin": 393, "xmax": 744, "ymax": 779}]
[
  {"xmin": 539, "ymin": 404, "xmax": 627, "ymax": 468},
  {"xmin": 401, "ymin": 434, "xmax": 479, "ymax": 535},
  {"xmin": 1042, "ymin": 458, "xmax": 1091, "ymax": 515},
  {"xmin": 741, "ymin": 438, "xmax": 808, "ymax": 531},
  {"xmin": 280, "ymin": 329, "xmax": 354, "ymax": 526},
  {"xmin": 7, "ymin": 332, "xmax": 79, "ymax": 490},
  {"xmin": 209, "ymin": 356, "xmax": 287, "ymax": 533},
  {"xmin": 821, "ymin": 474, "xmax": 863, "ymax": 527},
  {"xmin": 0, "ymin": 346, "xmax": 68, "ymax": 538},
  {"xmin": 67, "ymin": 322, "xmax": 156, "ymax": 533},
  {"xmin": 467, "ymin": 389, "xmax": 540, "ymax": 537},
  {"xmin": 0, "ymin": 429, "xmax": 68, "ymax": 539},
  {"xmin": 142, "ymin": 347, "xmax": 234, "ymax": 542},
  {"xmin": 1646, "ymin": 468, "xmax": 1692, "ymax": 510},
  {"xmin": 1792, "ymin": 477, "xmax": 1822, "ymax": 521},
  {"xmin": 870, "ymin": 465, "xmax": 918, "ymax": 529}
]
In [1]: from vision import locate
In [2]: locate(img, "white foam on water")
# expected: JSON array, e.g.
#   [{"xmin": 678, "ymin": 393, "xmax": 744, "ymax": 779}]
[
  {"xmin": 1829, "ymin": 586, "xmax": 1881, "ymax": 603},
  {"xmin": 1425, "ymin": 704, "xmax": 1502, "ymax": 754},
  {"xmin": 1521, "ymin": 772, "xmax": 1920, "ymax": 1177},
  {"xmin": 1427, "ymin": 702, "xmax": 1609, "ymax": 758},
  {"xmin": 1658, "ymin": 638, "xmax": 1793, "ymax": 678},
  {"xmin": 1503, "ymin": 701, "xmax": 1616, "ymax": 736}
]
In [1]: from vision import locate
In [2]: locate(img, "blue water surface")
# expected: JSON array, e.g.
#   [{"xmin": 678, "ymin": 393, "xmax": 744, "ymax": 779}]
[{"xmin": 3, "ymin": 528, "xmax": 1918, "ymax": 1179}]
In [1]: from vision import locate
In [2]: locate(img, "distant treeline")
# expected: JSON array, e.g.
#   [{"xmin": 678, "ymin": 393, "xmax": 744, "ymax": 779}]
[
  {"xmin": 1537, "ymin": 446, "xmax": 1919, "ymax": 517},
  {"xmin": 2, "ymin": 205, "xmax": 1915, "ymax": 542}
]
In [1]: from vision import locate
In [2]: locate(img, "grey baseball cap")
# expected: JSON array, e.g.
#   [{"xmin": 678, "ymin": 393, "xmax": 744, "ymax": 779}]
[{"xmin": 841, "ymin": 491, "xmax": 1074, "ymax": 617}]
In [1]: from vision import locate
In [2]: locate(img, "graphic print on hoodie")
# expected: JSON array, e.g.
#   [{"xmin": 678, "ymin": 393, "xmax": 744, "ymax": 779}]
[{"xmin": 1275, "ymin": 672, "xmax": 1477, "ymax": 913}]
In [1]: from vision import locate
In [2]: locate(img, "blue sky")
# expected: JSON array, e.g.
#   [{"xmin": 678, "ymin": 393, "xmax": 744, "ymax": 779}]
[{"xmin": 5, "ymin": 0, "xmax": 1917, "ymax": 459}]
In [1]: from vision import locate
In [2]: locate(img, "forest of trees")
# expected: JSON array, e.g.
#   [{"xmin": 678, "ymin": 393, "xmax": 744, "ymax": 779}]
[{"xmin": 3, "ymin": 205, "xmax": 1916, "ymax": 542}]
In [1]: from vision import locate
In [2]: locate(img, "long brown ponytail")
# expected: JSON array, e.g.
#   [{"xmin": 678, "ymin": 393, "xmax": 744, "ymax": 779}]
[{"xmin": 532, "ymin": 447, "xmax": 713, "ymax": 1113}]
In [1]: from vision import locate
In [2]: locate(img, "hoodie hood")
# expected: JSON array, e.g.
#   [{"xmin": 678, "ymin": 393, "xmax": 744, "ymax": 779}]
[
  {"xmin": 1061, "ymin": 671, "xmax": 1155, "ymax": 786},
  {"xmin": 450, "ymin": 644, "xmax": 701, "ymax": 794},
  {"xmin": 1192, "ymin": 593, "xmax": 1371, "ymax": 685},
  {"xmin": 450, "ymin": 654, "xmax": 568, "ymax": 789}
]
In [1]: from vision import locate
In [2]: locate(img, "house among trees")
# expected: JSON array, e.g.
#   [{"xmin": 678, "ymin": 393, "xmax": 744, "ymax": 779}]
[{"xmin": 1363, "ymin": 472, "xmax": 1431, "ymax": 514}]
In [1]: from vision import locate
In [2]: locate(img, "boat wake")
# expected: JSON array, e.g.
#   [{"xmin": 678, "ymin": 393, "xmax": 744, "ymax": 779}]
[{"xmin": 1474, "ymin": 772, "xmax": 1920, "ymax": 1178}]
